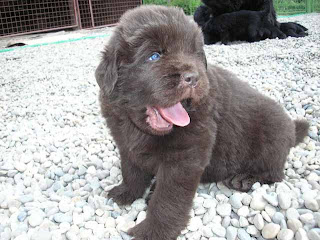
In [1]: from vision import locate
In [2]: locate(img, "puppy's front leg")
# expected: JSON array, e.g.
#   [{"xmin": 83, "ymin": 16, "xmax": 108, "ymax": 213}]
[
  {"xmin": 109, "ymin": 155, "xmax": 153, "ymax": 206},
  {"xmin": 129, "ymin": 161, "xmax": 204, "ymax": 240}
]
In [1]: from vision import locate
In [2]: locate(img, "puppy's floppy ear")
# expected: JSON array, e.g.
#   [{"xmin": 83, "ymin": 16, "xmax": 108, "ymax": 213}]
[{"xmin": 95, "ymin": 46, "xmax": 118, "ymax": 95}]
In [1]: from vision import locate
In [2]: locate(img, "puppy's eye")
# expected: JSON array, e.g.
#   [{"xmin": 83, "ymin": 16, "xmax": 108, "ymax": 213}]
[{"xmin": 148, "ymin": 52, "xmax": 161, "ymax": 61}]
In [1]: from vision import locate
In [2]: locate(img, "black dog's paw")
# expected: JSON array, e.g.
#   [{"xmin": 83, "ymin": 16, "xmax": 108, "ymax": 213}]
[
  {"xmin": 128, "ymin": 220, "xmax": 175, "ymax": 240},
  {"xmin": 108, "ymin": 183, "xmax": 138, "ymax": 205},
  {"xmin": 223, "ymin": 174, "xmax": 260, "ymax": 192},
  {"xmin": 280, "ymin": 22, "xmax": 308, "ymax": 38}
]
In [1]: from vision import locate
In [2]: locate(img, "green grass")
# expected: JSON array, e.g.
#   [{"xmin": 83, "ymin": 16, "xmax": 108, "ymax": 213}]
[
  {"xmin": 143, "ymin": 0, "xmax": 201, "ymax": 15},
  {"xmin": 274, "ymin": 0, "xmax": 307, "ymax": 15},
  {"xmin": 313, "ymin": 0, "xmax": 320, "ymax": 11}
]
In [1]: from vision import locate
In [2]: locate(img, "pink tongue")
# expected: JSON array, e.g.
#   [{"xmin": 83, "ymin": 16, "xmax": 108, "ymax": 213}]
[{"xmin": 158, "ymin": 102, "xmax": 190, "ymax": 127}]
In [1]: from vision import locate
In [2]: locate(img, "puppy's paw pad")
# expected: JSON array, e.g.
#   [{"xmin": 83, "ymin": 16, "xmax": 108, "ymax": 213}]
[
  {"xmin": 223, "ymin": 174, "xmax": 259, "ymax": 192},
  {"xmin": 108, "ymin": 184, "xmax": 137, "ymax": 205}
]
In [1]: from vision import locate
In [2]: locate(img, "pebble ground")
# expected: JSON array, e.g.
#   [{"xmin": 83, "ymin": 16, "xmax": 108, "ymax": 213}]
[{"xmin": 0, "ymin": 13, "xmax": 319, "ymax": 240}]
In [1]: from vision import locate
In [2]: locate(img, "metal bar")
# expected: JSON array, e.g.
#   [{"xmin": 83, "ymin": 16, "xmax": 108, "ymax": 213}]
[
  {"xmin": 74, "ymin": 0, "xmax": 83, "ymax": 29},
  {"xmin": 72, "ymin": 0, "xmax": 80, "ymax": 28},
  {"xmin": 88, "ymin": 0, "xmax": 95, "ymax": 27}
]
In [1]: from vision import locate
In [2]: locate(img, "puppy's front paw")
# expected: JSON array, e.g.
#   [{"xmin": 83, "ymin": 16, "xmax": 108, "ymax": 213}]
[
  {"xmin": 108, "ymin": 183, "xmax": 137, "ymax": 205},
  {"xmin": 128, "ymin": 220, "xmax": 174, "ymax": 240}
]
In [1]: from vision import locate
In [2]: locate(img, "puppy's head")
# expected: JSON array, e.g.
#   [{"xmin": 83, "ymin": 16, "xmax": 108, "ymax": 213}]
[{"xmin": 96, "ymin": 5, "xmax": 209, "ymax": 135}]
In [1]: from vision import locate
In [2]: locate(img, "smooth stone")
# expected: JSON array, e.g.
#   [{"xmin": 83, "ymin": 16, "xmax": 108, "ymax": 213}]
[
  {"xmin": 203, "ymin": 207, "xmax": 216, "ymax": 225},
  {"xmin": 242, "ymin": 194, "xmax": 252, "ymax": 206},
  {"xmin": 250, "ymin": 194, "xmax": 267, "ymax": 211},
  {"xmin": 59, "ymin": 222, "xmax": 71, "ymax": 234},
  {"xmin": 216, "ymin": 203, "xmax": 231, "ymax": 217},
  {"xmin": 231, "ymin": 219, "xmax": 240, "ymax": 228},
  {"xmin": 286, "ymin": 208, "xmax": 300, "ymax": 220},
  {"xmin": 239, "ymin": 216, "xmax": 249, "ymax": 227},
  {"xmin": 87, "ymin": 166, "xmax": 96, "ymax": 175},
  {"xmin": 59, "ymin": 200, "xmax": 71, "ymax": 213},
  {"xmin": 19, "ymin": 194, "xmax": 34, "ymax": 204},
  {"xmin": 262, "ymin": 223, "xmax": 280, "ymax": 239},
  {"xmin": 17, "ymin": 211, "xmax": 27, "ymax": 222},
  {"xmin": 226, "ymin": 226, "xmax": 237, "ymax": 240},
  {"xmin": 14, "ymin": 233, "xmax": 28, "ymax": 240},
  {"xmin": 305, "ymin": 198, "xmax": 319, "ymax": 211},
  {"xmin": 63, "ymin": 174, "xmax": 73, "ymax": 183},
  {"xmin": 202, "ymin": 225, "xmax": 213, "ymax": 238},
  {"xmin": 120, "ymin": 231, "xmax": 133, "ymax": 240},
  {"xmin": 84, "ymin": 221, "xmax": 98, "ymax": 230},
  {"xmin": 265, "ymin": 204, "xmax": 277, "ymax": 218},
  {"xmin": 253, "ymin": 213, "xmax": 264, "ymax": 230},
  {"xmin": 295, "ymin": 228, "xmax": 308, "ymax": 240},
  {"xmin": 276, "ymin": 183, "xmax": 291, "ymax": 194},
  {"xmin": 246, "ymin": 225, "xmax": 259, "ymax": 236},
  {"xmin": 280, "ymin": 219, "xmax": 287, "ymax": 229},
  {"xmin": 52, "ymin": 182, "xmax": 62, "ymax": 192},
  {"xmin": 278, "ymin": 192, "xmax": 291, "ymax": 209},
  {"xmin": 222, "ymin": 216, "xmax": 231, "ymax": 228},
  {"xmin": 262, "ymin": 211, "xmax": 272, "ymax": 223},
  {"xmin": 203, "ymin": 199, "xmax": 217, "ymax": 209},
  {"xmin": 237, "ymin": 206, "xmax": 249, "ymax": 217},
  {"xmin": 272, "ymin": 212, "xmax": 285, "ymax": 224},
  {"xmin": 211, "ymin": 224, "xmax": 226, "ymax": 237},
  {"xmin": 237, "ymin": 228, "xmax": 251, "ymax": 240},
  {"xmin": 187, "ymin": 217, "xmax": 203, "ymax": 232},
  {"xmin": 195, "ymin": 206, "xmax": 206, "ymax": 215},
  {"xmin": 308, "ymin": 229, "xmax": 320, "ymax": 240},
  {"xmin": 277, "ymin": 229, "xmax": 294, "ymax": 240},
  {"xmin": 31, "ymin": 229, "xmax": 52, "ymax": 240},
  {"xmin": 77, "ymin": 165, "xmax": 87, "ymax": 176},
  {"xmin": 300, "ymin": 213, "xmax": 314, "ymax": 224},
  {"xmin": 105, "ymin": 217, "xmax": 116, "ymax": 228},
  {"xmin": 28, "ymin": 213, "xmax": 44, "ymax": 227},
  {"xmin": 287, "ymin": 219, "xmax": 303, "ymax": 232},
  {"xmin": 230, "ymin": 193, "xmax": 243, "ymax": 209},
  {"xmin": 53, "ymin": 213, "xmax": 72, "ymax": 223},
  {"xmin": 263, "ymin": 192, "xmax": 278, "ymax": 207},
  {"xmin": 14, "ymin": 162, "xmax": 27, "ymax": 172}
]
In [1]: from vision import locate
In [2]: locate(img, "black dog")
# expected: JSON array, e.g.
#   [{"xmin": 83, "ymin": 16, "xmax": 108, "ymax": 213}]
[
  {"xmin": 96, "ymin": 5, "xmax": 309, "ymax": 240},
  {"xmin": 195, "ymin": 0, "xmax": 308, "ymax": 44},
  {"xmin": 201, "ymin": 9, "xmax": 271, "ymax": 44}
]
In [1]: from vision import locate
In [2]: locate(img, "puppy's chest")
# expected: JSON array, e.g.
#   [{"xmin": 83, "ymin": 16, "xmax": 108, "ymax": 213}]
[
  {"xmin": 132, "ymin": 151, "xmax": 161, "ymax": 174},
  {"xmin": 129, "ymin": 138, "xmax": 186, "ymax": 174}
]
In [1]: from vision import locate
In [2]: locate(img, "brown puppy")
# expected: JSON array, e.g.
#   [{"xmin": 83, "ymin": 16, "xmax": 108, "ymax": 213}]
[{"xmin": 95, "ymin": 5, "xmax": 309, "ymax": 240}]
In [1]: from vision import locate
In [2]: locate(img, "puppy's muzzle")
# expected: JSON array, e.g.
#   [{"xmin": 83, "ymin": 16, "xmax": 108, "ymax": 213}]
[{"xmin": 181, "ymin": 72, "xmax": 199, "ymax": 88}]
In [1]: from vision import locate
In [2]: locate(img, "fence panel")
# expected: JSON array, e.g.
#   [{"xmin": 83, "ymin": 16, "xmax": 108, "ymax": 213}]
[
  {"xmin": 0, "ymin": 0, "xmax": 78, "ymax": 38},
  {"xmin": 77, "ymin": 0, "xmax": 142, "ymax": 29}
]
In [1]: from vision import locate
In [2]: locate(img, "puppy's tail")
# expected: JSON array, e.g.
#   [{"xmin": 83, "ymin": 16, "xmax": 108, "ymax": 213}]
[{"xmin": 294, "ymin": 119, "xmax": 309, "ymax": 146}]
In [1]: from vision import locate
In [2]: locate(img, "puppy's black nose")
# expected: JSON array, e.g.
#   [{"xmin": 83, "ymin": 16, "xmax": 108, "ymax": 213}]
[{"xmin": 182, "ymin": 72, "xmax": 199, "ymax": 87}]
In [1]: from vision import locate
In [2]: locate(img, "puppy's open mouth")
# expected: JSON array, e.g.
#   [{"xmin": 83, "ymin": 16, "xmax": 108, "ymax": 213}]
[{"xmin": 146, "ymin": 102, "xmax": 190, "ymax": 132}]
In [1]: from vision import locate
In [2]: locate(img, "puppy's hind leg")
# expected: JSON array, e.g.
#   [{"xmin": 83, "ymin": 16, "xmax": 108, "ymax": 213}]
[
  {"xmin": 108, "ymin": 155, "xmax": 153, "ymax": 205},
  {"xmin": 222, "ymin": 170, "xmax": 284, "ymax": 192}
]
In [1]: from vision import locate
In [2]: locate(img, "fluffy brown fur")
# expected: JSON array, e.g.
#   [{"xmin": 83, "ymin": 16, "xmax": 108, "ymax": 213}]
[{"xmin": 95, "ymin": 5, "xmax": 309, "ymax": 240}]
